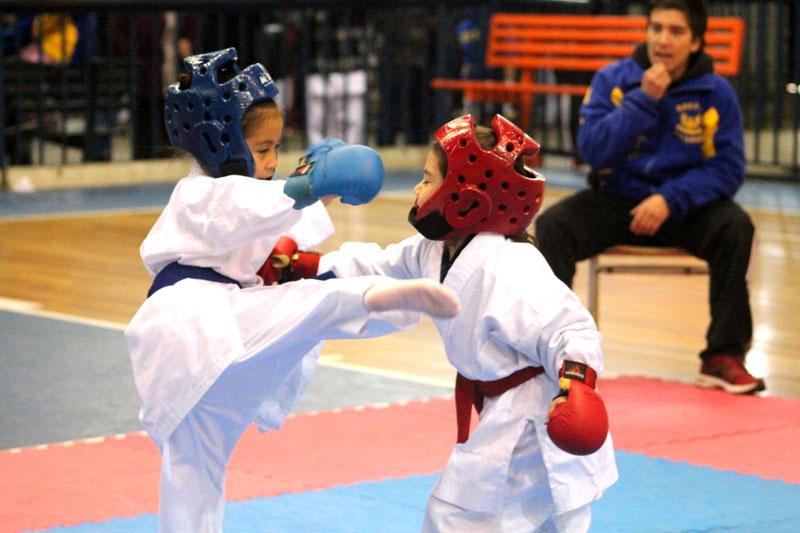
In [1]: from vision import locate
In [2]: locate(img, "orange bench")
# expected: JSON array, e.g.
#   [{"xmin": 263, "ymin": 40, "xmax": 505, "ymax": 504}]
[
  {"xmin": 432, "ymin": 13, "xmax": 745, "ymax": 133},
  {"xmin": 431, "ymin": 13, "xmax": 746, "ymax": 326}
]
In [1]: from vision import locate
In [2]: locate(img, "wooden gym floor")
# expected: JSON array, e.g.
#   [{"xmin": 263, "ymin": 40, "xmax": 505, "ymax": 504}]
[{"xmin": 1, "ymin": 171, "xmax": 798, "ymax": 398}]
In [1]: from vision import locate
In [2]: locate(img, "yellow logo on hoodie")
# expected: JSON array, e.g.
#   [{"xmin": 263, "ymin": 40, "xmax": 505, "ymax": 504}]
[{"xmin": 674, "ymin": 101, "xmax": 719, "ymax": 158}]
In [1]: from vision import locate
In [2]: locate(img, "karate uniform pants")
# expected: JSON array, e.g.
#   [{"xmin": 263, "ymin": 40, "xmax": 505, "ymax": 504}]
[{"xmin": 422, "ymin": 420, "xmax": 592, "ymax": 533}]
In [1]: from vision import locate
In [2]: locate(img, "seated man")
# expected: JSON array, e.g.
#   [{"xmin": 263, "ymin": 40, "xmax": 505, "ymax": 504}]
[{"xmin": 534, "ymin": 0, "xmax": 764, "ymax": 394}]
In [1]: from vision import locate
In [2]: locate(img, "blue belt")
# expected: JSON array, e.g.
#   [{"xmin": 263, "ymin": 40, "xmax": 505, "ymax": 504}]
[{"xmin": 147, "ymin": 261, "xmax": 242, "ymax": 297}]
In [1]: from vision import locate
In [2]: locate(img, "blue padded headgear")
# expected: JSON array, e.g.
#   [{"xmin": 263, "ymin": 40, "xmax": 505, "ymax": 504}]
[{"xmin": 164, "ymin": 47, "xmax": 279, "ymax": 177}]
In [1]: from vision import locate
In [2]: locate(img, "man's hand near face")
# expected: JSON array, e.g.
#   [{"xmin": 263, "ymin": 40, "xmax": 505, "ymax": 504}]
[{"xmin": 641, "ymin": 62, "xmax": 672, "ymax": 101}]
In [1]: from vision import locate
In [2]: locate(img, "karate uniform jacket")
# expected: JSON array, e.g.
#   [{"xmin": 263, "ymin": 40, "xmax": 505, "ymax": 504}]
[
  {"xmin": 125, "ymin": 163, "xmax": 410, "ymax": 447},
  {"xmin": 320, "ymin": 232, "xmax": 618, "ymax": 514}
]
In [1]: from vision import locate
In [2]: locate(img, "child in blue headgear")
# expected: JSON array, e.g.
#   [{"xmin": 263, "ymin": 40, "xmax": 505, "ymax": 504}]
[{"xmin": 124, "ymin": 48, "xmax": 460, "ymax": 533}]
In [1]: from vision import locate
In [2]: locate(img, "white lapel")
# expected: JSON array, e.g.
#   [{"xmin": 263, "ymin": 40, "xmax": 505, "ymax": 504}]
[{"xmin": 441, "ymin": 233, "xmax": 506, "ymax": 293}]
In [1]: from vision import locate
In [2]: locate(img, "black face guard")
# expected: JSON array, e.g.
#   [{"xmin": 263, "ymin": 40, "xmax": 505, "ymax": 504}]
[{"xmin": 408, "ymin": 206, "xmax": 454, "ymax": 241}]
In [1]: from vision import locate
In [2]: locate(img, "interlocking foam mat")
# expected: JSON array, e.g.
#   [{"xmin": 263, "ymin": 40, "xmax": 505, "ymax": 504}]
[{"xmin": 2, "ymin": 377, "xmax": 799, "ymax": 532}]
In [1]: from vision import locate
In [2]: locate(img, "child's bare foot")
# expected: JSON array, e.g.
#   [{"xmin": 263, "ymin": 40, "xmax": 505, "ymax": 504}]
[{"xmin": 364, "ymin": 279, "xmax": 460, "ymax": 318}]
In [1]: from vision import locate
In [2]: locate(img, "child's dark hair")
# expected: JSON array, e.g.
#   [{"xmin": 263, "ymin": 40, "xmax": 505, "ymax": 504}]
[
  {"xmin": 432, "ymin": 125, "xmax": 538, "ymax": 245},
  {"xmin": 241, "ymin": 100, "xmax": 280, "ymax": 137},
  {"xmin": 647, "ymin": 0, "xmax": 708, "ymax": 46}
]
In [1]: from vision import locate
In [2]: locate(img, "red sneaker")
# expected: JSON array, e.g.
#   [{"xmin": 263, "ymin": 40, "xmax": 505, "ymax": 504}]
[{"xmin": 696, "ymin": 354, "xmax": 766, "ymax": 394}]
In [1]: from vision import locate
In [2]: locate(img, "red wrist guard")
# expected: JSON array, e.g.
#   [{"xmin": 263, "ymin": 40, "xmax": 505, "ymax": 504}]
[{"xmin": 558, "ymin": 360, "xmax": 597, "ymax": 388}]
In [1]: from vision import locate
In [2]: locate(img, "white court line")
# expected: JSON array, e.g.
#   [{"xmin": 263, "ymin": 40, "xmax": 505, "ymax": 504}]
[
  {"xmin": 0, "ymin": 205, "xmax": 164, "ymax": 223},
  {"xmin": 379, "ymin": 190, "xmax": 415, "ymax": 200},
  {"xmin": 0, "ymin": 297, "xmax": 450, "ymax": 385},
  {"xmin": 0, "ymin": 298, "xmax": 619, "ymax": 389},
  {"xmin": 757, "ymin": 230, "xmax": 800, "ymax": 242},
  {"xmin": 4, "ymin": 430, "xmax": 149, "ymax": 454},
  {"xmin": 0, "ymin": 296, "xmax": 42, "ymax": 312},
  {"xmin": 319, "ymin": 353, "xmax": 454, "ymax": 388},
  {"xmin": 0, "ymin": 296, "xmax": 126, "ymax": 331}
]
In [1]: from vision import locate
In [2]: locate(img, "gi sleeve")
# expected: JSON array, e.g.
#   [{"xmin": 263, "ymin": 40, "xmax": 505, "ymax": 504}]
[
  {"xmin": 172, "ymin": 174, "xmax": 301, "ymax": 254},
  {"xmin": 490, "ymin": 249, "xmax": 603, "ymax": 382},
  {"xmin": 284, "ymin": 200, "xmax": 335, "ymax": 250},
  {"xmin": 319, "ymin": 234, "xmax": 426, "ymax": 280}
]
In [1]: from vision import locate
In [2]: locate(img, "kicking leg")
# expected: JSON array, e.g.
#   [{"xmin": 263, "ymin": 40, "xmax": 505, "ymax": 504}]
[{"xmin": 364, "ymin": 278, "xmax": 460, "ymax": 318}]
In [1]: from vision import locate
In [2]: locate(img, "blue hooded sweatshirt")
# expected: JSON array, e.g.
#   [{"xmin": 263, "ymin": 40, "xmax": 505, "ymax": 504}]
[{"xmin": 577, "ymin": 43, "xmax": 745, "ymax": 221}]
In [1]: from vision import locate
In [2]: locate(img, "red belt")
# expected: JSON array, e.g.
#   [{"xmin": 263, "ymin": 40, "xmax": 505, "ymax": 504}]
[{"xmin": 455, "ymin": 366, "xmax": 544, "ymax": 443}]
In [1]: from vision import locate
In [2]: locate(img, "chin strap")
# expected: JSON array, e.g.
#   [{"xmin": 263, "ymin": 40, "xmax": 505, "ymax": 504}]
[{"xmin": 407, "ymin": 206, "xmax": 453, "ymax": 240}]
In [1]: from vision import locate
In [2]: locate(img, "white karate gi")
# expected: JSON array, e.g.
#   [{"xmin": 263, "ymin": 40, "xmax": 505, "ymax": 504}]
[
  {"xmin": 125, "ymin": 163, "xmax": 417, "ymax": 533},
  {"xmin": 320, "ymin": 232, "xmax": 619, "ymax": 532}
]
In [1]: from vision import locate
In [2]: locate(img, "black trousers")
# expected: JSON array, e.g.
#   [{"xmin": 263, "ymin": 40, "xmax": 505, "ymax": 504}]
[{"xmin": 534, "ymin": 189, "xmax": 755, "ymax": 360}]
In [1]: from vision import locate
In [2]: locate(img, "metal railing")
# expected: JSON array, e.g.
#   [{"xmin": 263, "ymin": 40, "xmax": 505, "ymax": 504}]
[{"xmin": 1, "ymin": 0, "xmax": 798, "ymax": 188}]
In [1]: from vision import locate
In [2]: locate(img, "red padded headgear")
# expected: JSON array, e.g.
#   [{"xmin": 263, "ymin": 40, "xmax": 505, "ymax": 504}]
[{"xmin": 414, "ymin": 114, "xmax": 545, "ymax": 240}]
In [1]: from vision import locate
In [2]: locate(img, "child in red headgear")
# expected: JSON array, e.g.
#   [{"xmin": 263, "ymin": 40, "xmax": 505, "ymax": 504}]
[{"xmin": 318, "ymin": 115, "xmax": 618, "ymax": 532}]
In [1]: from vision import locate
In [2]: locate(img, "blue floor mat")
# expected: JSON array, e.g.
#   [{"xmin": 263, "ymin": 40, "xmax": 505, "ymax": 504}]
[{"xmin": 38, "ymin": 451, "xmax": 800, "ymax": 533}]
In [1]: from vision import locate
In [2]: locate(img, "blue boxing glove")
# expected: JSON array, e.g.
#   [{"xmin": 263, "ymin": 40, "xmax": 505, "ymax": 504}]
[
  {"xmin": 303, "ymin": 138, "xmax": 347, "ymax": 162},
  {"xmin": 284, "ymin": 144, "xmax": 384, "ymax": 210}
]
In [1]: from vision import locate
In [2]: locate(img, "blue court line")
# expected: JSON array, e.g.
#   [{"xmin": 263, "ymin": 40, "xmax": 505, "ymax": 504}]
[
  {"xmin": 536, "ymin": 170, "xmax": 800, "ymax": 213},
  {"xmin": 1, "ymin": 171, "xmax": 799, "ymax": 219},
  {"xmin": 0, "ymin": 182, "xmax": 175, "ymax": 219},
  {"xmin": 34, "ymin": 452, "xmax": 800, "ymax": 533},
  {"xmin": 0, "ymin": 310, "xmax": 451, "ymax": 450},
  {"xmin": 0, "ymin": 310, "xmax": 141, "ymax": 449}
]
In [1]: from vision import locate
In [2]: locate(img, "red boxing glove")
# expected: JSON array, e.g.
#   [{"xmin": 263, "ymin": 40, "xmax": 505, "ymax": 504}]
[
  {"xmin": 258, "ymin": 236, "xmax": 298, "ymax": 284},
  {"xmin": 258, "ymin": 237, "xmax": 321, "ymax": 284},
  {"xmin": 289, "ymin": 251, "xmax": 321, "ymax": 280},
  {"xmin": 546, "ymin": 360, "xmax": 609, "ymax": 456}
]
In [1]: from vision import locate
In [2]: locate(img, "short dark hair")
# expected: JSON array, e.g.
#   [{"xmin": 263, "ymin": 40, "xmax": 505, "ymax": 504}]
[
  {"xmin": 647, "ymin": 0, "xmax": 708, "ymax": 43},
  {"xmin": 241, "ymin": 100, "xmax": 280, "ymax": 138}
]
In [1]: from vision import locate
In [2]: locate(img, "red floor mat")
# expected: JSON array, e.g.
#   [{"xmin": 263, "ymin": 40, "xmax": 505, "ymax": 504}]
[
  {"xmin": 225, "ymin": 399, "xmax": 456, "ymax": 501},
  {"xmin": 602, "ymin": 376, "xmax": 800, "ymax": 482},
  {"xmin": 2, "ymin": 377, "xmax": 799, "ymax": 531}
]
